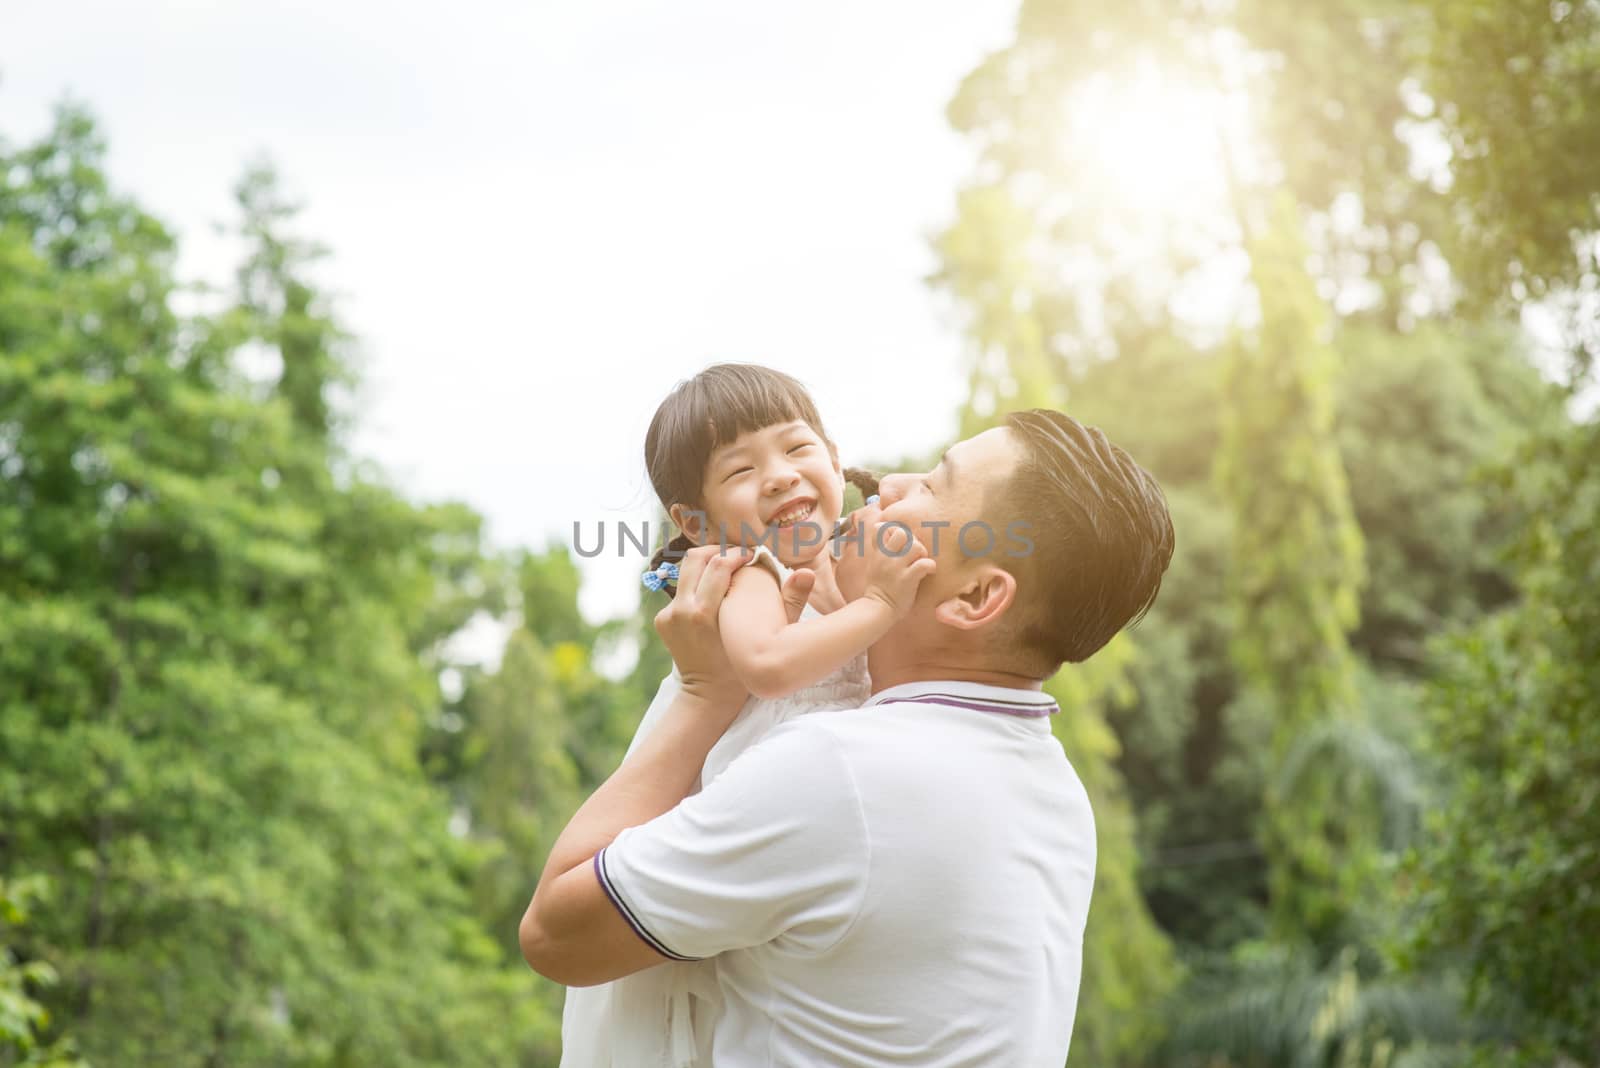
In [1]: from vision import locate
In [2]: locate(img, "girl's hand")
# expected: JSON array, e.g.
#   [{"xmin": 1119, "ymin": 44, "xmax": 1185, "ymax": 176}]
[
  {"xmin": 654, "ymin": 545, "xmax": 753, "ymax": 710},
  {"xmin": 858, "ymin": 517, "xmax": 936, "ymax": 618},
  {"xmin": 780, "ymin": 568, "xmax": 816, "ymax": 623}
]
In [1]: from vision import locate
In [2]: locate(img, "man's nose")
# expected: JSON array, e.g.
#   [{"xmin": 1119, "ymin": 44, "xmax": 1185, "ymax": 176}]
[{"xmin": 876, "ymin": 472, "xmax": 913, "ymax": 505}]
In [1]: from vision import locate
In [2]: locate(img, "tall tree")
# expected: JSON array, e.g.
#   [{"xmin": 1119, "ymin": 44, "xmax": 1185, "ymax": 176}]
[
  {"xmin": 940, "ymin": 1, "xmax": 1599, "ymax": 345},
  {"xmin": 0, "ymin": 107, "xmax": 547, "ymax": 1066},
  {"xmin": 457, "ymin": 628, "xmax": 582, "ymax": 1063},
  {"xmin": 0, "ymin": 876, "xmax": 84, "ymax": 1067},
  {"xmin": 233, "ymin": 163, "xmax": 347, "ymax": 442},
  {"xmin": 1045, "ymin": 649, "xmax": 1179, "ymax": 1066},
  {"xmin": 1409, "ymin": 415, "xmax": 1600, "ymax": 1062},
  {"xmin": 1214, "ymin": 195, "xmax": 1369, "ymax": 944},
  {"xmin": 934, "ymin": 0, "xmax": 1600, "ymax": 950}
]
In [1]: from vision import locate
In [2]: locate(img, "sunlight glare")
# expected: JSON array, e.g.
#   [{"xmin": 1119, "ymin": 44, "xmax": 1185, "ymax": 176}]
[
  {"xmin": 1048, "ymin": 57, "xmax": 1260, "ymax": 341},
  {"xmin": 1064, "ymin": 60, "xmax": 1247, "ymax": 231}
]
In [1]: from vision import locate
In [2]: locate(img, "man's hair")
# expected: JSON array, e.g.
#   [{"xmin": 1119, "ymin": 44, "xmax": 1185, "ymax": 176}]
[{"xmin": 991, "ymin": 409, "xmax": 1175, "ymax": 674}]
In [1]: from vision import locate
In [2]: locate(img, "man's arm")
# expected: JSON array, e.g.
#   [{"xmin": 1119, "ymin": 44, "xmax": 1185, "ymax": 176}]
[
  {"xmin": 569, "ymin": 710, "xmax": 871, "ymax": 967},
  {"xmin": 519, "ymin": 545, "xmax": 812, "ymax": 986},
  {"xmin": 519, "ymin": 682, "xmax": 741, "ymax": 985}
]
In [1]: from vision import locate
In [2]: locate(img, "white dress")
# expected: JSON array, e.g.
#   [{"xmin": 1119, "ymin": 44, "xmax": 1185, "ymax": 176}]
[{"xmin": 559, "ymin": 548, "xmax": 870, "ymax": 1068}]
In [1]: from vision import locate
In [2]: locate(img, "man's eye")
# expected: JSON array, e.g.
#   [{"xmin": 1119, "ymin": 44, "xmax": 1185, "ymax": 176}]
[{"xmin": 921, "ymin": 478, "xmax": 934, "ymax": 492}]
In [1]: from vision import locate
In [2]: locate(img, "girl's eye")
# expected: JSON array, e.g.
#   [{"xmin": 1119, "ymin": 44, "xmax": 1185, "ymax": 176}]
[
  {"xmin": 721, "ymin": 466, "xmax": 754, "ymax": 483},
  {"xmin": 787, "ymin": 444, "xmax": 812, "ymax": 454}
]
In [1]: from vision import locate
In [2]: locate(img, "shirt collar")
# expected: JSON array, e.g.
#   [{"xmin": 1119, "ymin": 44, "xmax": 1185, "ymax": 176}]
[{"xmin": 865, "ymin": 678, "xmax": 1059, "ymax": 719}]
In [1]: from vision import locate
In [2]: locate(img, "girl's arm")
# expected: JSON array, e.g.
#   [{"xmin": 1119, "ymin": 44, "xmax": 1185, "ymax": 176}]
[{"xmin": 717, "ymin": 564, "xmax": 895, "ymax": 699}]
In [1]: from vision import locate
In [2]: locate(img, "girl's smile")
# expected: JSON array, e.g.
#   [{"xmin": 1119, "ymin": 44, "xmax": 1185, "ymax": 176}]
[{"xmin": 671, "ymin": 419, "xmax": 845, "ymax": 567}]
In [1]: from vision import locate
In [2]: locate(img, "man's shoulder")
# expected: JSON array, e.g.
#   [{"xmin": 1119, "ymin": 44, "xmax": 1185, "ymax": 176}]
[
  {"xmin": 715, "ymin": 709, "xmax": 867, "ymax": 790},
  {"xmin": 717, "ymin": 705, "xmax": 913, "ymax": 803},
  {"xmin": 737, "ymin": 705, "xmax": 868, "ymax": 758},
  {"xmin": 769, "ymin": 702, "xmax": 898, "ymax": 750}
]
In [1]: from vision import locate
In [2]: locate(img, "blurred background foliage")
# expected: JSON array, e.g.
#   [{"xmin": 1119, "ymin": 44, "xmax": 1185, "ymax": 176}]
[{"xmin": 2, "ymin": 0, "xmax": 1598, "ymax": 1065}]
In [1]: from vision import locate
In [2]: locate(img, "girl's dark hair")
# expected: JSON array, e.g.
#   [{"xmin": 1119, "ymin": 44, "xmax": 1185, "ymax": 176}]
[{"xmin": 643, "ymin": 363, "xmax": 878, "ymax": 597}]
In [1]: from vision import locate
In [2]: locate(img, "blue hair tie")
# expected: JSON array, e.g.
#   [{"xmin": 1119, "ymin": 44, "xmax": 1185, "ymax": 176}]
[
  {"xmin": 641, "ymin": 560, "xmax": 680, "ymax": 592},
  {"xmin": 865, "ymin": 494, "xmax": 879, "ymax": 506}
]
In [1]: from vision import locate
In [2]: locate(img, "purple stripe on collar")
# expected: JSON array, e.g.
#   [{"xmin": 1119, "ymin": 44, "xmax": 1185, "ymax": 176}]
[{"xmin": 881, "ymin": 694, "xmax": 1058, "ymax": 718}]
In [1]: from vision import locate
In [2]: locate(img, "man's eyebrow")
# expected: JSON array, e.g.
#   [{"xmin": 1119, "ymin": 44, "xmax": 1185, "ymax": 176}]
[{"xmin": 938, "ymin": 449, "xmax": 957, "ymax": 487}]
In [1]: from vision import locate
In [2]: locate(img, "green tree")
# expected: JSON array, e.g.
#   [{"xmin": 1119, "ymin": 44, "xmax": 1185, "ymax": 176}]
[
  {"xmin": 232, "ymin": 162, "xmax": 348, "ymax": 442},
  {"xmin": 940, "ymin": 1, "xmax": 1599, "ymax": 343},
  {"xmin": 456, "ymin": 629, "xmax": 582, "ymax": 1063},
  {"xmin": 934, "ymin": 0, "xmax": 1599, "ymax": 943},
  {"xmin": 1422, "ymin": 0, "xmax": 1600, "ymax": 326},
  {"xmin": 1046, "ymin": 649, "xmax": 1179, "ymax": 1065},
  {"xmin": 1159, "ymin": 943, "xmax": 1477, "ymax": 1068},
  {"xmin": 1215, "ymin": 195, "xmax": 1369, "ymax": 945},
  {"xmin": 932, "ymin": 0, "xmax": 1600, "ymax": 1059},
  {"xmin": 1041, "ymin": 316, "xmax": 1561, "ymax": 953},
  {"xmin": 1409, "ymin": 417, "xmax": 1600, "ymax": 1061},
  {"xmin": 0, "ymin": 106, "xmax": 545, "ymax": 1066},
  {"xmin": 0, "ymin": 877, "xmax": 84, "ymax": 1068},
  {"xmin": 442, "ymin": 541, "xmax": 691, "ymax": 1064},
  {"xmin": 1332, "ymin": 323, "xmax": 1566, "ymax": 669}
]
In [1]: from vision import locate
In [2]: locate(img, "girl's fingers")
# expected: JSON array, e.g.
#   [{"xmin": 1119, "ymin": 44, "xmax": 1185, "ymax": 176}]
[{"xmin": 780, "ymin": 569, "xmax": 815, "ymax": 624}]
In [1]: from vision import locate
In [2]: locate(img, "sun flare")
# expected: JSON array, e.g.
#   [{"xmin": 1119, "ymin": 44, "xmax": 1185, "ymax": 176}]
[{"xmin": 1062, "ymin": 59, "xmax": 1253, "ymax": 229}]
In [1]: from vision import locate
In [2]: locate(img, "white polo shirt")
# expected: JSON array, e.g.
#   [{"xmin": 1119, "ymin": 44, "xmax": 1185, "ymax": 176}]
[{"xmin": 594, "ymin": 679, "xmax": 1097, "ymax": 1066}]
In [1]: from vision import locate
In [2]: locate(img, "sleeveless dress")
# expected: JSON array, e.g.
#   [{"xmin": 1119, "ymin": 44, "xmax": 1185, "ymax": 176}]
[{"xmin": 559, "ymin": 547, "xmax": 871, "ymax": 1068}]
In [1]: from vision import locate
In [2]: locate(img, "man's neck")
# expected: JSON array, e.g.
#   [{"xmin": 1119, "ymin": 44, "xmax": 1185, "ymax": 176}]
[{"xmin": 867, "ymin": 652, "xmax": 1045, "ymax": 695}]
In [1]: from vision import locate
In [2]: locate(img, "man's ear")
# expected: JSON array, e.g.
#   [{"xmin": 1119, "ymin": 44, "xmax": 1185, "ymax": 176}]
[
  {"xmin": 933, "ymin": 565, "xmax": 1017, "ymax": 631},
  {"xmin": 668, "ymin": 503, "xmax": 708, "ymax": 545}
]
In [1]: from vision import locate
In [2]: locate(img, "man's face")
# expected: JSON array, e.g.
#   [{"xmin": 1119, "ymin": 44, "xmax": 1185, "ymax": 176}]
[{"xmin": 835, "ymin": 426, "xmax": 1025, "ymax": 605}]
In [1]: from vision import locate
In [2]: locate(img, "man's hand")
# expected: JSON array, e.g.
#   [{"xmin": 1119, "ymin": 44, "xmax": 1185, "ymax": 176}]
[
  {"xmin": 858, "ymin": 515, "xmax": 936, "ymax": 617},
  {"xmin": 655, "ymin": 544, "xmax": 752, "ymax": 710},
  {"xmin": 521, "ymin": 544, "xmax": 759, "ymax": 986}
]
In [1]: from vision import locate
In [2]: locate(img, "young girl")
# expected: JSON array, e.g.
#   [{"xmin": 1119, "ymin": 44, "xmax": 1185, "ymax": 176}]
[{"xmin": 559, "ymin": 363, "xmax": 933, "ymax": 1068}]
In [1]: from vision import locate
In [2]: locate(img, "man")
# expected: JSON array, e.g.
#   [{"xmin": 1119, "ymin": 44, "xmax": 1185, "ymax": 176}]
[{"xmin": 522, "ymin": 410, "xmax": 1174, "ymax": 1065}]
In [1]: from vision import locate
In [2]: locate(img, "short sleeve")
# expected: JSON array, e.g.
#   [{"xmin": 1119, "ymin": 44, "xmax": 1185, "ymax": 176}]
[
  {"xmin": 595, "ymin": 721, "xmax": 869, "ymax": 961},
  {"xmin": 746, "ymin": 544, "xmax": 788, "ymax": 583}
]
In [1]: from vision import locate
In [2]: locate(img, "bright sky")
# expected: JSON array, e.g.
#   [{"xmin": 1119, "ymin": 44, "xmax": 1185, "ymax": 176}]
[{"xmin": 4, "ymin": 0, "xmax": 1019, "ymax": 631}]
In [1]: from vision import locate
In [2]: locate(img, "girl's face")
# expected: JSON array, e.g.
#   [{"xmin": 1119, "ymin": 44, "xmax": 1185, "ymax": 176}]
[{"xmin": 671, "ymin": 419, "xmax": 844, "ymax": 567}]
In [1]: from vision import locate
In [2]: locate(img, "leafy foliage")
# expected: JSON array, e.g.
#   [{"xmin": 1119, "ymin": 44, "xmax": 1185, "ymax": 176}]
[
  {"xmin": 0, "ymin": 877, "xmax": 84, "ymax": 1068},
  {"xmin": 1408, "ymin": 418, "xmax": 1600, "ymax": 1061},
  {"xmin": 0, "ymin": 107, "xmax": 548, "ymax": 1066},
  {"xmin": 1160, "ymin": 944, "xmax": 1479, "ymax": 1068},
  {"xmin": 1046, "ymin": 645, "xmax": 1180, "ymax": 1064},
  {"xmin": 5, "ymin": 0, "xmax": 1600, "ymax": 1060},
  {"xmin": 1216, "ymin": 195, "xmax": 1371, "ymax": 945},
  {"xmin": 935, "ymin": 0, "xmax": 1600, "ymax": 1062}
]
